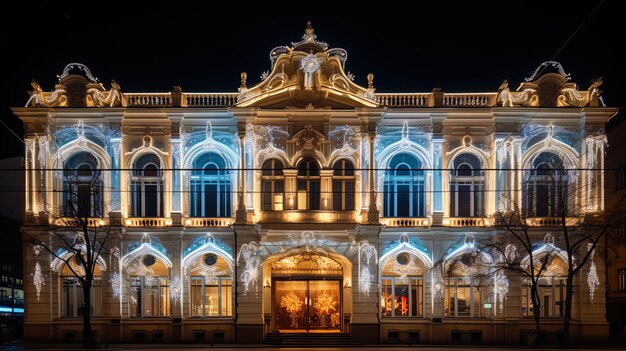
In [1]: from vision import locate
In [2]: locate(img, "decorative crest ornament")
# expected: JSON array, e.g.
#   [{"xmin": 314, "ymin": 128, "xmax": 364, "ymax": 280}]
[
  {"xmin": 57, "ymin": 63, "xmax": 100, "ymax": 83},
  {"xmin": 525, "ymin": 61, "xmax": 570, "ymax": 82},
  {"xmin": 291, "ymin": 21, "xmax": 329, "ymax": 52}
]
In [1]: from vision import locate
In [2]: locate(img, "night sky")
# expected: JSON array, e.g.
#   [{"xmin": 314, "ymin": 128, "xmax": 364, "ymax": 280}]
[{"xmin": 1, "ymin": 1, "xmax": 623, "ymax": 159}]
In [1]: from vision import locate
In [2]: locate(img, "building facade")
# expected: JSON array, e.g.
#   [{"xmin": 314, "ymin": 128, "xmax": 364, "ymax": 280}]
[{"xmin": 13, "ymin": 24, "xmax": 617, "ymax": 345}]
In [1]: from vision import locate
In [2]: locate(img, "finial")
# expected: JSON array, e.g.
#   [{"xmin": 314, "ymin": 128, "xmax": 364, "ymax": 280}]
[
  {"xmin": 240, "ymin": 71, "xmax": 247, "ymax": 88},
  {"xmin": 367, "ymin": 73, "xmax": 374, "ymax": 89},
  {"xmin": 305, "ymin": 21, "xmax": 315, "ymax": 41}
]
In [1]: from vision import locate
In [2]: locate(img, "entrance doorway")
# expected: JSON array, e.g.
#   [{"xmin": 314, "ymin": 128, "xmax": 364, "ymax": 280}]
[{"xmin": 273, "ymin": 279, "xmax": 341, "ymax": 332}]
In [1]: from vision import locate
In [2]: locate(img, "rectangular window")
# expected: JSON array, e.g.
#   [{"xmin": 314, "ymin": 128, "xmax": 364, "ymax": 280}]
[
  {"xmin": 129, "ymin": 276, "xmax": 170, "ymax": 317},
  {"xmin": 619, "ymin": 268, "xmax": 626, "ymax": 291},
  {"xmin": 521, "ymin": 277, "xmax": 565, "ymax": 318},
  {"xmin": 445, "ymin": 277, "xmax": 486, "ymax": 318},
  {"xmin": 61, "ymin": 278, "xmax": 102, "ymax": 318},
  {"xmin": 190, "ymin": 276, "xmax": 232, "ymax": 317},
  {"xmin": 380, "ymin": 277, "xmax": 423, "ymax": 317}
]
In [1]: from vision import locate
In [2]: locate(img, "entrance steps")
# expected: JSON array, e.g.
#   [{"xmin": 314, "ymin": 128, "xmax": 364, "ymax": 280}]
[{"xmin": 264, "ymin": 332, "xmax": 360, "ymax": 346}]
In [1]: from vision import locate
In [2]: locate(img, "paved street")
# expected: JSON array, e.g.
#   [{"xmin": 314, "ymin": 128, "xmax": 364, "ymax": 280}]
[{"xmin": 4, "ymin": 344, "xmax": 626, "ymax": 351}]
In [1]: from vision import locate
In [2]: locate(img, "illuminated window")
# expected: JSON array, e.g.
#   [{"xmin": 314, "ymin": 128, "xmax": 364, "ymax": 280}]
[
  {"xmin": 63, "ymin": 152, "xmax": 103, "ymax": 217},
  {"xmin": 524, "ymin": 152, "xmax": 568, "ymax": 217},
  {"xmin": 381, "ymin": 277, "xmax": 423, "ymax": 317},
  {"xmin": 384, "ymin": 153, "xmax": 425, "ymax": 217},
  {"xmin": 444, "ymin": 277, "xmax": 487, "ymax": 318},
  {"xmin": 61, "ymin": 277, "xmax": 102, "ymax": 318},
  {"xmin": 190, "ymin": 276, "xmax": 232, "ymax": 317},
  {"xmin": 297, "ymin": 158, "xmax": 320, "ymax": 210},
  {"xmin": 131, "ymin": 153, "xmax": 164, "ymax": 217},
  {"xmin": 261, "ymin": 159, "xmax": 284, "ymax": 211},
  {"xmin": 190, "ymin": 152, "xmax": 231, "ymax": 217},
  {"xmin": 332, "ymin": 159, "xmax": 355, "ymax": 211},
  {"xmin": 522, "ymin": 277, "xmax": 566, "ymax": 318},
  {"xmin": 59, "ymin": 255, "xmax": 103, "ymax": 318},
  {"xmin": 449, "ymin": 153, "xmax": 484, "ymax": 217},
  {"xmin": 130, "ymin": 276, "xmax": 170, "ymax": 317}
]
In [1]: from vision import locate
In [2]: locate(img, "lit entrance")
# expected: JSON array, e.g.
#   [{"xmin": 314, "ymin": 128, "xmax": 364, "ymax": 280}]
[{"xmin": 271, "ymin": 253, "xmax": 343, "ymax": 333}]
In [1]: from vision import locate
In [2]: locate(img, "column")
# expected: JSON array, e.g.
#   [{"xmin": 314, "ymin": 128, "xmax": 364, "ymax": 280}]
[
  {"xmin": 283, "ymin": 169, "xmax": 298, "ymax": 210},
  {"xmin": 236, "ymin": 132, "xmax": 247, "ymax": 223},
  {"xmin": 320, "ymin": 169, "xmax": 334, "ymax": 210},
  {"xmin": 367, "ymin": 132, "xmax": 379, "ymax": 223}
]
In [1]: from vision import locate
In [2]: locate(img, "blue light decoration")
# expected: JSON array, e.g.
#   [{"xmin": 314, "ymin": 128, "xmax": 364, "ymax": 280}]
[
  {"xmin": 52, "ymin": 122, "xmax": 122, "ymax": 211},
  {"xmin": 122, "ymin": 234, "xmax": 172, "ymax": 270},
  {"xmin": 182, "ymin": 234, "xmax": 234, "ymax": 271},
  {"xmin": 380, "ymin": 233, "xmax": 433, "ymax": 270},
  {"xmin": 126, "ymin": 235, "xmax": 169, "ymax": 257},
  {"xmin": 183, "ymin": 234, "xmax": 232, "ymax": 257}
]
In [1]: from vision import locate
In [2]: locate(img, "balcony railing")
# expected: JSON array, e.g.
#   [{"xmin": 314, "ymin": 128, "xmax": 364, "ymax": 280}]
[
  {"xmin": 443, "ymin": 93, "xmax": 497, "ymax": 107},
  {"xmin": 443, "ymin": 217, "xmax": 492, "ymax": 227},
  {"xmin": 125, "ymin": 93, "xmax": 173, "ymax": 107},
  {"xmin": 381, "ymin": 217, "xmax": 430, "ymax": 227},
  {"xmin": 124, "ymin": 217, "xmax": 172, "ymax": 227},
  {"xmin": 184, "ymin": 93, "xmax": 238, "ymax": 107},
  {"xmin": 525, "ymin": 217, "xmax": 584, "ymax": 227},
  {"xmin": 49, "ymin": 217, "xmax": 109, "ymax": 227},
  {"xmin": 260, "ymin": 210, "xmax": 357, "ymax": 223},
  {"xmin": 375, "ymin": 93, "xmax": 432, "ymax": 107},
  {"xmin": 184, "ymin": 217, "xmax": 233, "ymax": 227}
]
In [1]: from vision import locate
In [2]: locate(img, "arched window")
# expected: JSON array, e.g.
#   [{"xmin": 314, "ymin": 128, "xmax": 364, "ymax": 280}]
[
  {"xmin": 524, "ymin": 152, "xmax": 568, "ymax": 217},
  {"xmin": 449, "ymin": 153, "xmax": 484, "ymax": 217},
  {"xmin": 189, "ymin": 253, "xmax": 233, "ymax": 317},
  {"xmin": 297, "ymin": 158, "xmax": 320, "ymax": 210},
  {"xmin": 190, "ymin": 153, "xmax": 231, "ymax": 217},
  {"xmin": 332, "ymin": 159, "xmax": 355, "ymax": 211},
  {"xmin": 131, "ymin": 153, "xmax": 164, "ymax": 217},
  {"xmin": 261, "ymin": 159, "xmax": 284, "ymax": 211},
  {"xmin": 60, "ymin": 257, "xmax": 103, "ymax": 318},
  {"xmin": 63, "ymin": 152, "xmax": 103, "ymax": 217},
  {"xmin": 521, "ymin": 243, "xmax": 568, "ymax": 318},
  {"xmin": 384, "ymin": 153, "xmax": 425, "ymax": 217}
]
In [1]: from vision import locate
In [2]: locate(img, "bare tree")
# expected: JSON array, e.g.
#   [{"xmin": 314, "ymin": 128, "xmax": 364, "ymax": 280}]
[
  {"xmin": 554, "ymin": 178, "xmax": 626, "ymax": 346},
  {"xmin": 488, "ymin": 196, "xmax": 558, "ymax": 346},
  {"xmin": 24, "ymin": 158, "xmax": 115, "ymax": 348}
]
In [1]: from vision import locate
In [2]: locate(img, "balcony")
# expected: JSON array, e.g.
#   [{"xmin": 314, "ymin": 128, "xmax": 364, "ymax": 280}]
[
  {"xmin": 124, "ymin": 217, "xmax": 172, "ymax": 227},
  {"xmin": 259, "ymin": 211, "xmax": 356, "ymax": 223},
  {"xmin": 184, "ymin": 217, "xmax": 233, "ymax": 227},
  {"xmin": 381, "ymin": 217, "xmax": 430, "ymax": 227},
  {"xmin": 525, "ymin": 217, "xmax": 584, "ymax": 227},
  {"xmin": 443, "ymin": 217, "xmax": 492, "ymax": 227},
  {"xmin": 49, "ymin": 217, "xmax": 109, "ymax": 227}
]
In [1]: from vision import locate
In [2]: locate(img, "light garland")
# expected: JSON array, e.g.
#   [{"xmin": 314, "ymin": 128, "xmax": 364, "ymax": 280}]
[{"xmin": 587, "ymin": 243, "xmax": 599, "ymax": 303}]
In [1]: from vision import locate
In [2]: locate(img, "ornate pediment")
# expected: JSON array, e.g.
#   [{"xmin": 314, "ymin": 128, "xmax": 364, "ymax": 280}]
[
  {"xmin": 25, "ymin": 63, "xmax": 126, "ymax": 108},
  {"xmin": 497, "ymin": 61, "xmax": 604, "ymax": 108},
  {"xmin": 237, "ymin": 22, "xmax": 377, "ymax": 109}
]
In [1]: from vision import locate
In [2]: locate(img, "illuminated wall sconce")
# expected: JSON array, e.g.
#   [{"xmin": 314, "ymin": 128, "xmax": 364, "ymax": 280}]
[
  {"xmin": 125, "ymin": 219, "xmax": 132, "ymax": 226},
  {"xmin": 98, "ymin": 219, "xmax": 105, "ymax": 226},
  {"xmin": 185, "ymin": 219, "xmax": 192, "ymax": 226}
]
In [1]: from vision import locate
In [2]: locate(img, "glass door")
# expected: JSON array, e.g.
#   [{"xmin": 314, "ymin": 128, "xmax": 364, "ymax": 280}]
[{"xmin": 273, "ymin": 280, "xmax": 341, "ymax": 332}]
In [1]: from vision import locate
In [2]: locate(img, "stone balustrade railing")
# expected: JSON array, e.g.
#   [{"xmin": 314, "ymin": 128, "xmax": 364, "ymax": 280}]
[
  {"xmin": 525, "ymin": 217, "xmax": 584, "ymax": 227},
  {"xmin": 124, "ymin": 217, "xmax": 172, "ymax": 227},
  {"xmin": 49, "ymin": 217, "xmax": 109, "ymax": 227},
  {"xmin": 125, "ymin": 93, "xmax": 173, "ymax": 107},
  {"xmin": 381, "ymin": 217, "xmax": 431, "ymax": 227},
  {"xmin": 375, "ymin": 93, "xmax": 431, "ymax": 107},
  {"xmin": 443, "ymin": 217, "xmax": 492, "ymax": 227},
  {"xmin": 184, "ymin": 217, "xmax": 233, "ymax": 227},
  {"xmin": 184, "ymin": 93, "xmax": 238, "ymax": 107},
  {"xmin": 443, "ymin": 93, "xmax": 497, "ymax": 107}
]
